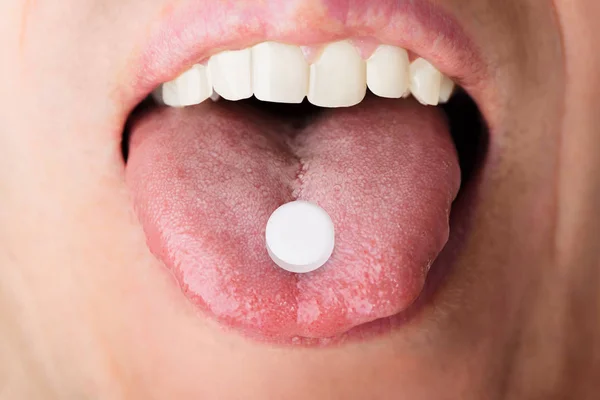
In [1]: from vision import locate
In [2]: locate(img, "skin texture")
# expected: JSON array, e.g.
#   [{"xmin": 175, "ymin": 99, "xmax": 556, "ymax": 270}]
[{"xmin": 0, "ymin": 0, "xmax": 599, "ymax": 399}]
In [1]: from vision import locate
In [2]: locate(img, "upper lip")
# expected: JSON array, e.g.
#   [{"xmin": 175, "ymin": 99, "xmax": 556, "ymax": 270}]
[{"xmin": 125, "ymin": 0, "xmax": 490, "ymax": 112}]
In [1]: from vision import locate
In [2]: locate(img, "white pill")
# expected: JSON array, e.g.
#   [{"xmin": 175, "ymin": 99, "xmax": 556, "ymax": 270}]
[{"xmin": 265, "ymin": 201, "xmax": 335, "ymax": 274}]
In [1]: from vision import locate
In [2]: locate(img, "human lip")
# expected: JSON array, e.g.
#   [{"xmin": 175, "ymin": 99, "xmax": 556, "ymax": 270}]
[
  {"xmin": 124, "ymin": 0, "xmax": 487, "ymax": 344},
  {"xmin": 130, "ymin": 0, "xmax": 488, "ymax": 107}
]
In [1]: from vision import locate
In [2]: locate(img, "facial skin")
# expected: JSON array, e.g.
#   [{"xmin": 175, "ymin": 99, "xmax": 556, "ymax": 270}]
[{"xmin": 1, "ymin": 0, "xmax": 599, "ymax": 398}]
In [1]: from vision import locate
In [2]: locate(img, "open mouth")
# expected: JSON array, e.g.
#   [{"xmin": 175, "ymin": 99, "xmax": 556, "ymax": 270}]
[{"xmin": 121, "ymin": 1, "xmax": 489, "ymax": 345}]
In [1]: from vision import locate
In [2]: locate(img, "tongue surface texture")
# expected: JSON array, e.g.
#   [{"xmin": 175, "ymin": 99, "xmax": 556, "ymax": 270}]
[{"xmin": 126, "ymin": 97, "xmax": 460, "ymax": 340}]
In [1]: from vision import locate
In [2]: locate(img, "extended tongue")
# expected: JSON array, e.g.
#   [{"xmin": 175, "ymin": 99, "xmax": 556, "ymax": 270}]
[{"xmin": 126, "ymin": 97, "xmax": 460, "ymax": 340}]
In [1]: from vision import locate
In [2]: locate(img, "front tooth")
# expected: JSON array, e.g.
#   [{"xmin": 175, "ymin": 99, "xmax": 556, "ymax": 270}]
[
  {"xmin": 161, "ymin": 64, "xmax": 212, "ymax": 107},
  {"xmin": 208, "ymin": 49, "xmax": 253, "ymax": 101},
  {"xmin": 308, "ymin": 40, "xmax": 366, "ymax": 108},
  {"xmin": 252, "ymin": 42, "xmax": 309, "ymax": 104},
  {"xmin": 409, "ymin": 58, "xmax": 442, "ymax": 106},
  {"xmin": 367, "ymin": 45, "xmax": 410, "ymax": 98},
  {"xmin": 439, "ymin": 75, "xmax": 455, "ymax": 103}
]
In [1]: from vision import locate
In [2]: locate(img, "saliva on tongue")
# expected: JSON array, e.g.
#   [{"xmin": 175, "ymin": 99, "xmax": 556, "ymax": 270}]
[{"xmin": 126, "ymin": 96, "xmax": 461, "ymax": 341}]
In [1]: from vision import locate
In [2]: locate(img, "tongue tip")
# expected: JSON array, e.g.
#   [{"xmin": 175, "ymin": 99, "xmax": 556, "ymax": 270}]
[
  {"xmin": 225, "ymin": 305, "xmax": 422, "ymax": 346},
  {"xmin": 211, "ymin": 272, "xmax": 428, "ymax": 343},
  {"xmin": 182, "ymin": 262, "xmax": 429, "ymax": 343}
]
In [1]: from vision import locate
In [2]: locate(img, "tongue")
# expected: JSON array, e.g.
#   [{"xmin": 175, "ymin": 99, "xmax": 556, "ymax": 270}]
[{"xmin": 126, "ymin": 97, "xmax": 460, "ymax": 340}]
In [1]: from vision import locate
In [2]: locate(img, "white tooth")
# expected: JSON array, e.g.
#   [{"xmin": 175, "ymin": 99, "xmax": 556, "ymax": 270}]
[
  {"xmin": 208, "ymin": 49, "xmax": 253, "ymax": 101},
  {"xmin": 308, "ymin": 40, "xmax": 366, "ymax": 108},
  {"xmin": 210, "ymin": 91, "xmax": 221, "ymax": 102},
  {"xmin": 366, "ymin": 45, "xmax": 410, "ymax": 98},
  {"xmin": 439, "ymin": 75, "xmax": 455, "ymax": 103},
  {"xmin": 409, "ymin": 58, "xmax": 442, "ymax": 106},
  {"xmin": 161, "ymin": 64, "xmax": 212, "ymax": 107},
  {"xmin": 252, "ymin": 42, "xmax": 309, "ymax": 104}
]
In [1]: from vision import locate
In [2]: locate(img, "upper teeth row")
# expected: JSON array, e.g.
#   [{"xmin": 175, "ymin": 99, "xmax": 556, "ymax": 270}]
[{"xmin": 153, "ymin": 40, "xmax": 455, "ymax": 108}]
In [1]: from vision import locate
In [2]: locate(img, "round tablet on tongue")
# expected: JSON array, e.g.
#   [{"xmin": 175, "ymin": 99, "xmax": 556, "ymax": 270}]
[{"xmin": 265, "ymin": 201, "xmax": 335, "ymax": 274}]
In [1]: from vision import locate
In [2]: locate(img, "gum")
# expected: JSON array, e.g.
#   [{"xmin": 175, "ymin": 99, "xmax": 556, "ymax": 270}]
[{"xmin": 197, "ymin": 37, "xmax": 419, "ymax": 67}]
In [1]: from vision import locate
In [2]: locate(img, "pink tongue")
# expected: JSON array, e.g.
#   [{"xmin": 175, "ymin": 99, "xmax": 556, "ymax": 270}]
[{"xmin": 126, "ymin": 97, "xmax": 460, "ymax": 340}]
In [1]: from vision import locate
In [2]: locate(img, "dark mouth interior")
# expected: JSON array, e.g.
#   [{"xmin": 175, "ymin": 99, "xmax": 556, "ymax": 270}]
[
  {"xmin": 122, "ymin": 90, "xmax": 487, "ymax": 189},
  {"xmin": 440, "ymin": 90, "xmax": 488, "ymax": 184}
]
